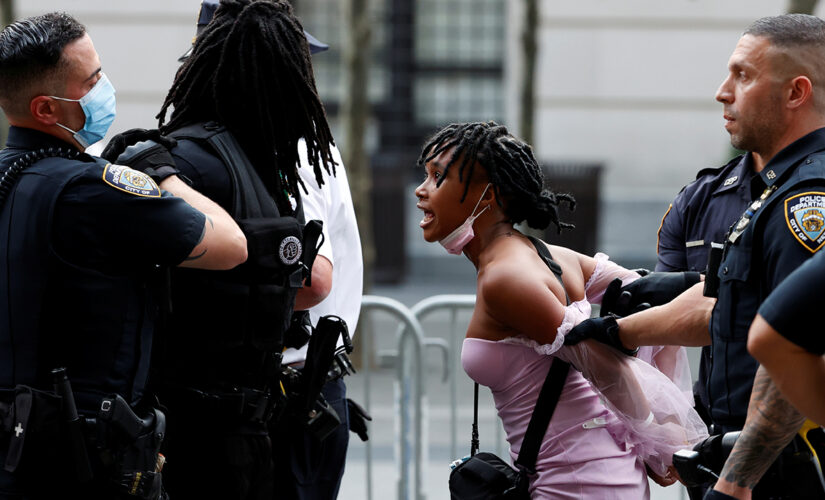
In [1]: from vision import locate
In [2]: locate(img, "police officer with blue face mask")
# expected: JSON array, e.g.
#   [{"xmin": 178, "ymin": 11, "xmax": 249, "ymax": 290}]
[{"xmin": 0, "ymin": 12, "xmax": 248, "ymax": 500}]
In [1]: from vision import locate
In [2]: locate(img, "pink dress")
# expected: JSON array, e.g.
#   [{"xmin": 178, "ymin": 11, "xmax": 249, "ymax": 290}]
[{"xmin": 461, "ymin": 253, "xmax": 708, "ymax": 499}]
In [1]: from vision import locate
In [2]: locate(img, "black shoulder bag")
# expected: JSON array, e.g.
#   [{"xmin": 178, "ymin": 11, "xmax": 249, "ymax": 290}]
[{"xmin": 448, "ymin": 236, "xmax": 571, "ymax": 499}]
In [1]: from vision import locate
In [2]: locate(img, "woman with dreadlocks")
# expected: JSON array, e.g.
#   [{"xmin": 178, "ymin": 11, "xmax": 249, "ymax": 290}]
[
  {"xmin": 102, "ymin": 1, "xmax": 338, "ymax": 499},
  {"xmin": 416, "ymin": 121, "xmax": 708, "ymax": 498}
]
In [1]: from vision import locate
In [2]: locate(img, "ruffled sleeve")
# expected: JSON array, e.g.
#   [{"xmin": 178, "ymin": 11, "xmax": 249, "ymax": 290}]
[
  {"xmin": 503, "ymin": 252, "xmax": 709, "ymax": 475},
  {"xmin": 554, "ymin": 341, "xmax": 708, "ymax": 475},
  {"xmin": 584, "ymin": 253, "xmax": 641, "ymax": 305}
]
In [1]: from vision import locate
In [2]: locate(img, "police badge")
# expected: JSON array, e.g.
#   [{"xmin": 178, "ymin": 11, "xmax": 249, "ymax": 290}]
[{"xmin": 785, "ymin": 192, "xmax": 825, "ymax": 253}]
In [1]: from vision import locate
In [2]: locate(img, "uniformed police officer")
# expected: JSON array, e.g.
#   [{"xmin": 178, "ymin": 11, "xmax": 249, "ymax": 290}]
[
  {"xmin": 749, "ymin": 249, "xmax": 825, "ymax": 427},
  {"xmin": 654, "ymin": 95, "xmax": 757, "ymax": 500},
  {"xmin": 566, "ymin": 14, "xmax": 825, "ymax": 500},
  {"xmin": 100, "ymin": 1, "xmax": 339, "ymax": 498},
  {"xmin": 0, "ymin": 12, "xmax": 248, "ymax": 500}
]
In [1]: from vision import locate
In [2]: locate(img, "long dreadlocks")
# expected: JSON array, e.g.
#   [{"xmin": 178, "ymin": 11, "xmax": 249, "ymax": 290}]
[
  {"xmin": 157, "ymin": 0, "xmax": 335, "ymax": 214},
  {"xmin": 418, "ymin": 121, "xmax": 575, "ymax": 233}
]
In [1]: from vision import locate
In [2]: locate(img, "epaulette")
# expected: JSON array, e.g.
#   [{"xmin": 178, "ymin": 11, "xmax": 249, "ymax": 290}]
[{"xmin": 694, "ymin": 154, "xmax": 745, "ymax": 180}]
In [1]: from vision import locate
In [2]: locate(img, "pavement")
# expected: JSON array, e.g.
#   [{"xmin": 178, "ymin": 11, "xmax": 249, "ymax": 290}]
[{"xmin": 333, "ymin": 265, "xmax": 691, "ymax": 500}]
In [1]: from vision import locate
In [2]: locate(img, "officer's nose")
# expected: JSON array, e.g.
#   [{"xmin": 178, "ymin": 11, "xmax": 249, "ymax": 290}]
[{"xmin": 715, "ymin": 75, "xmax": 733, "ymax": 104}]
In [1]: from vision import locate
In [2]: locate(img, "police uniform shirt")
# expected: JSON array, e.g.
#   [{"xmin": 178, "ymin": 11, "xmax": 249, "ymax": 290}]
[
  {"xmin": 0, "ymin": 126, "xmax": 206, "ymax": 407},
  {"xmin": 758, "ymin": 249, "xmax": 825, "ymax": 356},
  {"xmin": 2, "ymin": 127, "xmax": 206, "ymax": 271},
  {"xmin": 655, "ymin": 155, "xmax": 755, "ymax": 414},
  {"xmin": 709, "ymin": 127, "xmax": 825, "ymax": 431},
  {"xmin": 656, "ymin": 155, "xmax": 755, "ymax": 273}
]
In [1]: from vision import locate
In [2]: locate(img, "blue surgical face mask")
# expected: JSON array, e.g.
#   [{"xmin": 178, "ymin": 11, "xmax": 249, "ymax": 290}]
[{"xmin": 50, "ymin": 73, "xmax": 116, "ymax": 149}]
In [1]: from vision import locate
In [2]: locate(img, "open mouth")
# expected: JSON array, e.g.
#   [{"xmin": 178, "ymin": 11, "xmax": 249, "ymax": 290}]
[{"xmin": 419, "ymin": 210, "xmax": 434, "ymax": 227}]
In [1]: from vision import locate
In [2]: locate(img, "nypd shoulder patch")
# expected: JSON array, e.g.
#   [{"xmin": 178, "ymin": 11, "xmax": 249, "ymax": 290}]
[
  {"xmin": 102, "ymin": 164, "xmax": 161, "ymax": 198},
  {"xmin": 785, "ymin": 191, "xmax": 825, "ymax": 253}
]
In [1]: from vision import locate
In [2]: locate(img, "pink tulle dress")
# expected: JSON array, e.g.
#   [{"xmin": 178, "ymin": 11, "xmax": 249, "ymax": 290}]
[{"xmin": 461, "ymin": 253, "xmax": 708, "ymax": 499}]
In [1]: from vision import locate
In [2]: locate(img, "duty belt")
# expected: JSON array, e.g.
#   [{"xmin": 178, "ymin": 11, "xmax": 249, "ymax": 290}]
[{"xmin": 160, "ymin": 386, "xmax": 274, "ymax": 424}]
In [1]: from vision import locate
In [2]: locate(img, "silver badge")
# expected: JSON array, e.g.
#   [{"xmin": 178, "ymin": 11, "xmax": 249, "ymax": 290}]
[
  {"xmin": 723, "ymin": 176, "xmax": 737, "ymax": 187},
  {"xmin": 766, "ymin": 170, "xmax": 776, "ymax": 180},
  {"xmin": 279, "ymin": 236, "xmax": 302, "ymax": 265}
]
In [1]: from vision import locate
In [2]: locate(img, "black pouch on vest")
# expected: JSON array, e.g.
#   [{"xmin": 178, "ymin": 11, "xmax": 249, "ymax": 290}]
[{"xmin": 1, "ymin": 386, "xmax": 69, "ymax": 485}]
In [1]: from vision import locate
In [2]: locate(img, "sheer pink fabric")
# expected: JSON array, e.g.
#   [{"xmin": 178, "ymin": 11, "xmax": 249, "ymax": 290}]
[{"xmin": 490, "ymin": 253, "xmax": 707, "ymax": 476}]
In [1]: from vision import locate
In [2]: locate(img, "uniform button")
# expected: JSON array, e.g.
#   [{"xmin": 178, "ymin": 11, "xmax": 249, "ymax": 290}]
[
  {"xmin": 722, "ymin": 266, "xmax": 729, "ymax": 275},
  {"xmin": 806, "ymin": 159, "xmax": 813, "ymax": 164}
]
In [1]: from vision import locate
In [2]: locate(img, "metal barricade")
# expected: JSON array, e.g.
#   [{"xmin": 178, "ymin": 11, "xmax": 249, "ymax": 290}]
[{"xmin": 356, "ymin": 294, "xmax": 508, "ymax": 500}]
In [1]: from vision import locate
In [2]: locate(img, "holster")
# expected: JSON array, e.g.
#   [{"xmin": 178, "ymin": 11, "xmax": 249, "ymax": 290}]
[{"xmin": 0, "ymin": 385, "xmax": 167, "ymax": 500}]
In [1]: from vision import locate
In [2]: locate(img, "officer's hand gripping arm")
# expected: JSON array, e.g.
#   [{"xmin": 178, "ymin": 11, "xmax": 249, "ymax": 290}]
[
  {"xmin": 563, "ymin": 315, "xmax": 639, "ymax": 355},
  {"xmin": 600, "ymin": 272, "xmax": 702, "ymax": 318},
  {"xmin": 102, "ymin": 128, "xmax": 177, "ymax": 163}
]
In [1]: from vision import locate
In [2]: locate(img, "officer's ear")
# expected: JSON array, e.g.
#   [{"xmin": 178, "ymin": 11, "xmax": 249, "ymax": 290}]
[
  {"xmin": 29, "ymin": 96, "xmax": 60, "ymax": 126},
  {"xmin": 786, "ymin": 75, "xmax": 813, "ymax": 111}
]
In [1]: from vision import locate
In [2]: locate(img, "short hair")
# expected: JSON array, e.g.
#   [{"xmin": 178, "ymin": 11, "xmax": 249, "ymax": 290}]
[
  {"xmin": 418, "ymin": 121, "xmax": 575, "ymax": 233},
  {"xmin": 745, "ymin": 14, "xmax": 825, "ymax": 111},
  {"xmin": 158, "ymin": 0, "xmax": 335, "ymax": 215},
  {"xmin": 0, "ymin": 12, "xmax": 86, "ymax": 117}
]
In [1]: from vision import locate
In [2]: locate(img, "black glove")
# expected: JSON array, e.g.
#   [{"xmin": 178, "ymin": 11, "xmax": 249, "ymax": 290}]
[
  {"xmin": 347, "ymin": 398, "xmax": 372, "ymax": 442},
  {"xmin": 600, "ymin": 278, "xmax": 651, "ymax": 318},
  {"xmin": 101, "ymin": 128, "xmax": 177, "ymax": 162},
  {"xmin": 563, "ymin": 315, "xmax": 639, "ymax": 356},
  {"xmin": 114, "ymin": 140, "xmax": 180, "ymax": 185},
  {"xmin": 600, "ymin": 271, "xmax": 701, "ymax": 318}
]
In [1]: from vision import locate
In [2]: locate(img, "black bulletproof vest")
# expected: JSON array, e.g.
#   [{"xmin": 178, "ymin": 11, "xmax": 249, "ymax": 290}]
[
  {"xmin": 709, "ymin": 151, "xmax": 825, "ymax": 432},
  {"xmin": 160, "ymin": 123, "xmax": 320, "ymax": 389},
  {"xmin": 0, "ymin": 153, "xmax": 154, "ymax": 413}
]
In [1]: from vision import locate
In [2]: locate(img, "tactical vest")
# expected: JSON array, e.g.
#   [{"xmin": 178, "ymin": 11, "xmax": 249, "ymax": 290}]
[
  {"xmin": 0, "ymin": 151, "xmax": 154, "ymax": 412},
  {"xmin": 709, "ymin": 151, "xmax": 825, "ymax": 432},
  {"xmin": 160, "ymin": 123, "xmax": 321, "ymax": 389}
]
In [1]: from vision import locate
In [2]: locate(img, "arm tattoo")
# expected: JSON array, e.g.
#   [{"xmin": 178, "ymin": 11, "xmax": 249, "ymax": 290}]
[
  {"xmin": 184, "ymin": 217, "xmax": 210, "ymax": 261},
  {"xmin": 719, "ymin": 366, "xmax": 805, "ymax": 490}
]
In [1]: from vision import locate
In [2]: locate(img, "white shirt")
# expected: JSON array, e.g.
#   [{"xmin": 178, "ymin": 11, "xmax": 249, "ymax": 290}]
[{"xmin": 282, "ymin": 141, "xmax": 364, "ymax": 365}]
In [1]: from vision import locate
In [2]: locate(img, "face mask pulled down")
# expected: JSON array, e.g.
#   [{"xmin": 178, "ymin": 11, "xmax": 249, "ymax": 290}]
[
  {"xmin": 50, "ymin": 73, "xmax": 117, "ymax": 149},
  {"xmin": 439, "ymin": 183, "xmax": 492, "ymax": 255}
]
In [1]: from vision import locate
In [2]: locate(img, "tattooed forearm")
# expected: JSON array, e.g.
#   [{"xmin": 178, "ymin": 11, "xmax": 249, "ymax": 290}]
[
  {"xmin": 719, "ymin": 366, "xmax": 805, "ymax": 490},
  {"xmin": 184, "ymin": 248, "xmax": 207, "ymax": 261},
  {"xmin": 184, "ymin": 218, "xmax": 211, "ymax": 261}
]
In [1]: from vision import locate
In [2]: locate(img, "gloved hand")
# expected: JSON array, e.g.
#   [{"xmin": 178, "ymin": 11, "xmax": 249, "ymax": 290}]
[
  {"xmin": 113, "ymin": 140, "xmax": 180, "ymax": 185},
  {"xmin": 101, "ymin": 128, "xmax": 177, "ymax": 162},
  {"xmin": 600, "ymin": 278, "xmax": 651, "ymax": 317},
  {"xmin": 347, "ymin": 398, "xmax": 372, "ymax": 442},
  {"xmin": 600, "ymin": 271, "xmax": 701, "ymax": 318},
  {"xmin": 563, "ymin": 315, "xmax": 639, "ymax": 356}
]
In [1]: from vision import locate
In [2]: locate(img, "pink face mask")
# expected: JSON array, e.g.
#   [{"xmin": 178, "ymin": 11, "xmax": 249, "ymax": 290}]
[{"xmin": 439, "ymin": 183, "xmax": 492, "ymax": 255}]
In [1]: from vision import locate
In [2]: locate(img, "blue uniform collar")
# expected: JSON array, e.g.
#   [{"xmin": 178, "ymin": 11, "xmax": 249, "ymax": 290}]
[
  {"xmin": 711, "ymin": 155, "xmax": 753, "ymax": 197},
  {"xmin": 4, "ymin": 125, "xmax": 78, "ymax": 151},
  {"xmin": 758, "ymin": 127, "xmax": 825, "ymax": 187}
]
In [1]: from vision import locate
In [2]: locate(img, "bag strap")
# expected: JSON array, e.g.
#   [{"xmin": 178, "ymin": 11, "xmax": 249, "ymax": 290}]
[{"xmin": 470, "ymin": 235, "xmax": 571, "ymax": 474}]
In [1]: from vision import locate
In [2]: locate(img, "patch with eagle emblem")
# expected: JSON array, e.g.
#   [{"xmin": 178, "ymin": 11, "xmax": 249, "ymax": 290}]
[
  {"xmin": 785, "ymin": 192, "xmax": 825, "ymax": 253},
  {"xmin": 102, "ymin": 164, "xmax": 161, "ymax": 198}
]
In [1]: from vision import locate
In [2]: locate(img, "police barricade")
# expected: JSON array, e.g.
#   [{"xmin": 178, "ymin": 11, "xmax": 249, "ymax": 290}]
[{"xmin": 352, "ymin": 294, "xmax": 512, "ymax": 500}]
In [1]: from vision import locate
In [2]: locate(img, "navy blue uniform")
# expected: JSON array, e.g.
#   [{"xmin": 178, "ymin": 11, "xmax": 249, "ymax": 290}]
[
  {"xmin": 0, "ymin": 126, "xmax": 204, "ymax": 497},
  {"xmin": 709, "ymin": 128, "xmax": 825, "ymax": 434},
  {"xmin": 758, "ymin": 246, "xmax": 825, "ymax": 356},
  {"xmin": 656, "ymin": 155, "xmax": 755, "ymax": 415}
]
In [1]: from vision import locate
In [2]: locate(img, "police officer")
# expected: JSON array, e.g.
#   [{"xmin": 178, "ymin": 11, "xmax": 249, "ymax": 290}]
[
  {"xmin": 0, "ymin": 12, "xmax": 247, "ymax": 500},
  {"xmin": 566, "ymin": 14, "xmax": 825, "ymax": 499},
  {"xmin": 101, "ymin": 1, "xmax": 339, "ymax": 498},
  {"xmin": 748, "ymin": 249, "xmax": 825, "ymax": 427},
  {"xmin": 654, "ymin": 105, "xmax": 757, "ymax": 500}
]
